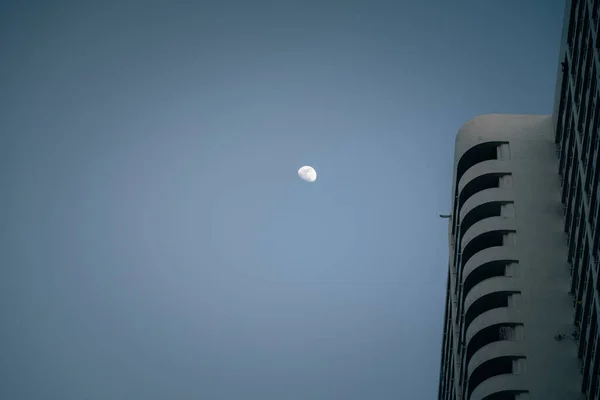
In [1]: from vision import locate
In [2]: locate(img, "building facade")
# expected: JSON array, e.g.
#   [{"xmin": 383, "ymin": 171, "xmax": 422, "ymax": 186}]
[
  {"xmin": 437, "ymin": 115, "xmax": 582, "ymax": 400},
  {"xmin": 438, "ymin": 0, "xmax": 600, "ymax": 398},
  {"xmin": 553, "ymin": 0, "xmax": 600, "ymax": 398}
]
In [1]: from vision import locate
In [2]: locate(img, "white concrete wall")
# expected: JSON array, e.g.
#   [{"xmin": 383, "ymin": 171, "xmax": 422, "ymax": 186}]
[{"xmin": 442, "ymin": 114, "xmax": 583, "ymax": 400}]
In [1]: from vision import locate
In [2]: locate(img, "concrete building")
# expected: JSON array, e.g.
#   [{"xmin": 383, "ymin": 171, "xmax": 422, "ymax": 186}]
[
  {"xmin": 552, "ymin": 0, "xmax": 600, "ymax": 397},
  {"xmin": 438, "ymin": 1, "xmax": 600, "ymax": 399},
  {"xmin": 437, "ymin": 115, "xmax": 582, "ymax": 400}
]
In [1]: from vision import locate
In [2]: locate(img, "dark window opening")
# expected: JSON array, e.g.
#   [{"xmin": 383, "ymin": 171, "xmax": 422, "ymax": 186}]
[
  {"xmin": 588, "ymin": 338, "xmax": 600, "ymax": 398},
  {"xmin": 463, "ymin": 261, "xmax": 510, "ymax": 298},
  {"xmin": 456, "ymin": 142, "xmax": 506, "ymax": 185},
  {"xmin": 466, "ymin": 323, "xmax": 521, "ymax": 364},
  {"xmin": 465, "ymin": 292, "xmax": 516, "ymax": 330},
  {"xmin": 567, "ymin": 0, "xmax": 577, "ymax": 47},
  {"xmin": 460, "ymin": 202, "xmax": 507, "ymax": 240},
  {"xmin": 458, "ymin": 174, "xmax": 506, "ymax": 212},
  {"xmin": 582, "ymin": 311, "xmax": 598, "ymax": 389},
  {"xmin": 462, "ymin": 231, "xmax": 511, "ymax": 269},
  {"xmin": 482, "ymin": 392, "xmax": 527, "ymax": 400},
  {"xmin": 468, "ymin": 357, "xmax": 520, "ymax": 398}
]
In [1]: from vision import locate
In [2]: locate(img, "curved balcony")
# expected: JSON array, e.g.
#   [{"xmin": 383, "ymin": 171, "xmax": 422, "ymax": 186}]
[
  {"xmin": 466, "ymin": 323, "xmax": 523, "ymax": 366},
  {"xmin": 465, "ymin": 277, "xmax": 519, "ymax": 313},
  {"xmin": 464, "ymin": 279, "xmax": 520, "ymax": 331},
  {"xmin": 458, "ymin": 174, "xmax": 503, "ymax": 213},
  {"xmin": 459, "ymin": 187, "xmax": 513, "ymax": 224},
  {"xmin": 468, "ymin": 357, "xmax": 525, "ymax": 399},
  {"xmin": 458, "ymin": 159, "xmax": 511, "ymax": 194},
  {"xmin": 462, "ymin": 246, "xmax": 517, "ymax": 294},
  {"xmin": 455, "ymin": 140, "xmax": 507, "ymax": 185},
  {"xmin": 461, "ymin": 217, "xmax": 515, "ymax": 253},
  {"xmin": 460, "ymin": 225, "xmax": 515, "ymax": 272},
  {"xmin": 462, "ymin": 247, "xmax": 517, "ymax": 286},
  {"xmin": 466, "ymin": 308, "xmax": 521, "ymax": 344},
  {"xmin": 458, "ymin": 165, "xmax": 511, "ymax": 212},
  {"xmin": 460, "ymin": 211, "xmax": 514, "ymax": 252},
  {"xmin": 468, "ymin": 341, "xmax": 525, "ymax": 377},
  {"xmin": 469, "ymin": 374, "xmax": 528, "ymax": 400}
]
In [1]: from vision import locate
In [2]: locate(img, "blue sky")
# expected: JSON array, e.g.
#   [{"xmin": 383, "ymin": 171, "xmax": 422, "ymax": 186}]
[{"xmin": 0, "ymin": 1, "xmax": 565, "ymax": 399}]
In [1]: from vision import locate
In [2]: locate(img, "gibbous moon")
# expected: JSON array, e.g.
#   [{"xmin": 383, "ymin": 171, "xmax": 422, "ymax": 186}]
[{"xmin": 298, "ymin": 165, "xmax": 317, "ymax": 183}]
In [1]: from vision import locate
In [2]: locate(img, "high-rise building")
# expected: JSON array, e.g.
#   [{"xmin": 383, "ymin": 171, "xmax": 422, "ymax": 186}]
[
  {"xmin": 438, "ymin": 115, "xmax": 581, "ymax": 400},
  {"xmin": 553, "ymin": 0, "xmax": 600, "ymax": 398},
  {"xmin": 437, "ymin": 1, "xmax": 600, "ymax": 398}
]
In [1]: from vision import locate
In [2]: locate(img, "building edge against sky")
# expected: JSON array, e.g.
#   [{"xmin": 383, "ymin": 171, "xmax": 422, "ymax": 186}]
[
  {"xmin": 437, "ymin": 115, "xmax": 581, "ymax": 400},
  {"xmin": 437, "ymin": 0, "xmax": 600, "ymax": 398}
]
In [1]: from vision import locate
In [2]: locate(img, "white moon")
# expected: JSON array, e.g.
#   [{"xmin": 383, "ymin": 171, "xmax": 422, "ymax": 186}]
[{"xmin": 298, "ymin": 165, "xmax": 317, "ymax": 182}]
